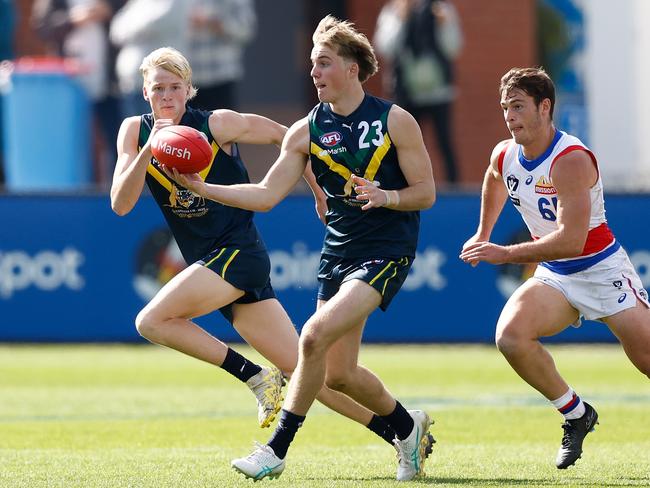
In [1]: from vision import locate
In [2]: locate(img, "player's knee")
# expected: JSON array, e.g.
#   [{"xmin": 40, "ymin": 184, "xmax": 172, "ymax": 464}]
[
  {"xmin": 299, "ymin": 333, "xmax": 320, "ymax": 358},
  {"xmin": 135, "ymin": 308, "xmax": 159, "ymax": 340},
  {"xmin": 495, "ymin": 325, "xmax": 520, "ymax": 356},
  {"xmin": 324, "ymin": 371, "xmax": 350, "ymax": 392},
  {"xmin": 299, "ymin": 327, "xmax": 328, "ymax": 359}
]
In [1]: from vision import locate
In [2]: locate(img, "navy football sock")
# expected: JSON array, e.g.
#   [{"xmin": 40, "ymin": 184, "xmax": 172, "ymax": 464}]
[
  {"xmin": 367, "ymin": 414, "xmax": 397, "ymax": 445},
  {"xmin": 380, "ymin": 401, "xmax": 415, "ymax": 440},
  {"xmin": 267, "ymin": 409, "xmax": 306, "ymax": 459},
  {"xmin": 220, "ymin": 347, "xmax": 262, "ymax": 382}
]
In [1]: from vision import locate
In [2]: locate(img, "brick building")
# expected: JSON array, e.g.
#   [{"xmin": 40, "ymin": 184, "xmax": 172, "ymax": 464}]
[{"xmin": 11, "ymin": 0, "xmax": 536, "ymax": 187}]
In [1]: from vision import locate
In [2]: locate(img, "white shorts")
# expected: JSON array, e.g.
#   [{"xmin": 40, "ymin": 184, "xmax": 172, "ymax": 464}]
[{"xmin": 532, "ymin": 247, "xmax": 649, "ymax": 323}]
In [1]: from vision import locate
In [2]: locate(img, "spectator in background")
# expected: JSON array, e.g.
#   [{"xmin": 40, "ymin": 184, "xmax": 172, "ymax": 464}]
[
  {"xmin": 375, "ymin": 0, "xmax": 462, "ymax": 184},
  {"xmin": 31, "ymin": 0, "xmax": 124, "ymax": 186},
  {"xmin": 109, "ymin": 0, "xmax": 190, "ymax": 117},
  {"xmin": 0, "ymin": 0, "xmax": 16, "ymax": 186},
  {"xmin": 187, "ymin": 0, "xmax": 256, "ymax": 111}
]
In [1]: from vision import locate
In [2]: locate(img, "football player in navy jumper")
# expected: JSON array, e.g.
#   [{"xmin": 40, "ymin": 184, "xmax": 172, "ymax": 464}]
[
  {"xmin": 166, "ymin": 16, "xmax": 437, "ymax": 481},
  {"xmin": 111, "ymin": 47, "xmax": 416, "ymax": 447}
]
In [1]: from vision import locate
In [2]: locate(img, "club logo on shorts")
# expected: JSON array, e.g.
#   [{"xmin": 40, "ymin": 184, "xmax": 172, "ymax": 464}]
[{"xmin": 612, "ymin": 280, "xmax": 623, "ymax": 289}]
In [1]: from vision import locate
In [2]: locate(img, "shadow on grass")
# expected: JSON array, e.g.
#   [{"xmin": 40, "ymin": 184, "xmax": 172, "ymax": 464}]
[
  {"xmin": 306, "ymin": 475, "xmax": 650, "ymax": 486},
  {"xmin": 421, "ymin": 478, "xmax": 648, "ymax": 486}
]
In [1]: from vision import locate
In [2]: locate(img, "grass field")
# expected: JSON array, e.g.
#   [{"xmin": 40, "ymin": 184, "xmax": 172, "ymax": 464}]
[{"xmin": 0, "ymin": 344, "xmax": 648, "ymax": 487}]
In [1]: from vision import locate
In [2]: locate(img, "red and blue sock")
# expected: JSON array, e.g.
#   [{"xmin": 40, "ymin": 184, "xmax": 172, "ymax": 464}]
[{"xmin": 551, "ymin": 388, "xmax": 586, "ymax": 420}]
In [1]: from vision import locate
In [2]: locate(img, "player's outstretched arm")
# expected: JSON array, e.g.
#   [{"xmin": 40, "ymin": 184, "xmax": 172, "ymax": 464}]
[
  {"xmin": 170, "ymin": 118, "xmax": 310, "ymax": 212},
  {"xmin": 209, "ymin": 109, "xmax": 288, "ymax": 148},
  {"xmin": 466, "ymin": 140, "xmax": 510, "ymax": 246},
  {"xmin": 353, "ymin": 105, "xmax": 435, "ymax": 211},
  {"xmin": 459, "ymin": 140, "xmax": 510, "ymax": 266},
  {"xmin": 110, "ymin": 117, "xmax": 174, "ymax": 216}
]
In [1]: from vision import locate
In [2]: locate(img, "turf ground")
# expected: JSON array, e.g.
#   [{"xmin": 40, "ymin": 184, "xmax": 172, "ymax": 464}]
[{"xmin": 0, "ymin": 343, "xmax": 648, "ymax": 487}]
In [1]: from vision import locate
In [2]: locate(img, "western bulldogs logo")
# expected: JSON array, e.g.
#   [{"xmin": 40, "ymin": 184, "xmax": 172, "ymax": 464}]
[
  {"xmin": 320, "ymin": 131, "xmax": 342, "ymax": 147},
  {"xmin": 535, "ymin": 175, "xmax": 557, "ymax": 195}
]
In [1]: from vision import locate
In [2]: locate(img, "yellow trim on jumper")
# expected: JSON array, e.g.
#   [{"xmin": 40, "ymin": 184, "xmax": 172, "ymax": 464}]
[
  {"xmin": 363, "ymin": 133, "xmax": 392, "ymax": 181},
  {"xmin": 147, "ymin": 164, "xmax": 172, "ymax": 192},
  {"xmin": 310, "ymin": 142, "xmax": 352, "ymax": 181},
  {"xmin": 199, "ymin": 142, "xmax": 219, "ymax": 179}
]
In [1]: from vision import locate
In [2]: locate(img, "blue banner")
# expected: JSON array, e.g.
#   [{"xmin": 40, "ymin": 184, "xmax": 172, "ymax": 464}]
[{"xmin": 1, "ymin": 194, "xmax": 648, "ymax": 342}]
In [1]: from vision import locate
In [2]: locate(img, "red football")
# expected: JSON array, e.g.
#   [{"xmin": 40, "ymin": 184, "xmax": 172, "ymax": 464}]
[{"xmin": 150, "ymin": 125, "xmax": 212, "ymax": 173}]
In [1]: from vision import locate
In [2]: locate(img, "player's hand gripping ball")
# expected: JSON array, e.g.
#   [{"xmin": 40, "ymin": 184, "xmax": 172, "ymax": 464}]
[{"xmin": 151, "ymin": 125, "xmax": 212, "ymax": 173}]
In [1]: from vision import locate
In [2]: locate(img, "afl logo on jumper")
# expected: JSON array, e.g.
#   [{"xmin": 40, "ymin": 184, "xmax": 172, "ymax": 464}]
[{"xmin": 320, "ymin": 132, "xmax": 342, "ymax": 147}]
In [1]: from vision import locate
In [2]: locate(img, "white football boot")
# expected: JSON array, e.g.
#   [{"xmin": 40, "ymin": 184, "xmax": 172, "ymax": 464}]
[
  {"xmin": 393, "ymin": 409, "xmax": 433, "ymax": 481},
  {"xmin": 231, "ymin": 442, "xmax": 285, "ymax": 481}
]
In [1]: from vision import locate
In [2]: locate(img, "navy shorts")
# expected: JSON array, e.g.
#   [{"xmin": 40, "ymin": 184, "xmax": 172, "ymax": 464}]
[
  {"xmin": 317, "ymin": 254, "xmax": 413, "ymax": 311},
  {"xmin": 198, "ymin": 245, "xmax": 276, "ymax": 322}
]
